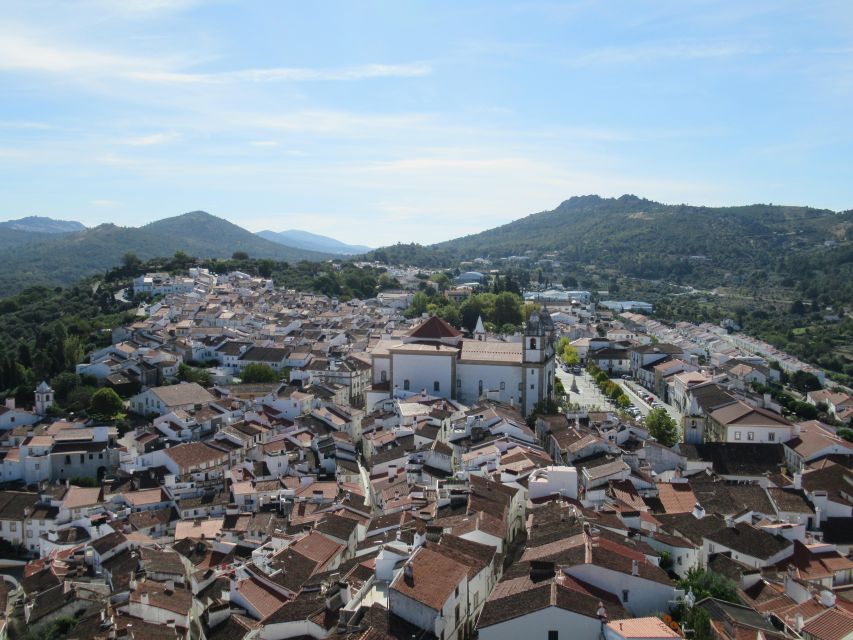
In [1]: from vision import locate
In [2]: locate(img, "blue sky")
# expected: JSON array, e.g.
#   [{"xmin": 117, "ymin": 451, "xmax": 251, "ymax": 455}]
[{"xmin": 1, "ymin": 0, "xmax": 852, "ymax": 246}]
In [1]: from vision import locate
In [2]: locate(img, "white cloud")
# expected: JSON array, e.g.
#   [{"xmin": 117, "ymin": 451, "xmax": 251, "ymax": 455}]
[
  {"xmin": 127, "ymin": 62, "xmax": 431, "ymax": 85},
  {"xmin": 567, "ymin": 42, "xmax": 765, "ymax": 67},
  {"xmin": 118, "ymin": 132, "xmax": 180, "ymax": 146}
]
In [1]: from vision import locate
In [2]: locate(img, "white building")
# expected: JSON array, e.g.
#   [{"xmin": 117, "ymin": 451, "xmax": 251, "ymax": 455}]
[{"xmin": 369, "ymin": 313, "xmax": 556, "ymax": 416}]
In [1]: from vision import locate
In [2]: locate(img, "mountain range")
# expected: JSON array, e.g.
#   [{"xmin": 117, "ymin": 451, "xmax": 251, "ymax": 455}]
[
  {"xmin": 0, "ymin": 215, "xmax": 86, "ymax": 234},
  {"xmin": 368, "ymin": 194, "xmax": 852, "ymax": 287},
  {"xmin": 1, "ymin": 196, "xmax": 850, "ymax": 299},
  {"xmin": 258, "ymin": 229, "xmax": 371, "ymax": 255},
  {"xmin": 0, "ymin": 211, "xmax": 331, "ymax": 297}
]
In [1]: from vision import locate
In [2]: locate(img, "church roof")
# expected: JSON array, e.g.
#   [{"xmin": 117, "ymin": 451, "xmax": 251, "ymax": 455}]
[
  {"xmin": 407, "ymin": 316, "xmax": 462, "ymax": 340},
  {"xmin": 525, "ymin": 310, "xmax": 555, "ymax": 336},
  {"xmin": 474, "ymin": 316, "xmax": 485, "ymax": 334}
]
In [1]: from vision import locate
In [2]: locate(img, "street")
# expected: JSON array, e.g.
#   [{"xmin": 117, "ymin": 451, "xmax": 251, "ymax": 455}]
[{"xmin": 614, "ymin": 378, "xmax": 681, "ymax": 423}]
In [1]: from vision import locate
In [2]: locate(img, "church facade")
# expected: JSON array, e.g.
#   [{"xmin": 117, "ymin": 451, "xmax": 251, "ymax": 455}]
[{"xmin": 369, "ymin": 312, "xmax": 556, "ymax": 416}]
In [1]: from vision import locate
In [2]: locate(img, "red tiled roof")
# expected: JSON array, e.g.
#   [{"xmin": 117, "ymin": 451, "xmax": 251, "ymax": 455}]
[{"xmin": 407, "ymin": 316, "xmax": 462, "ymax": 340}]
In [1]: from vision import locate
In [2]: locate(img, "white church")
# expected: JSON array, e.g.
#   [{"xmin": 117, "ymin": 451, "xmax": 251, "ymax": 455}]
[{"xmin": 368, "ymin": 311, "xmax": 557, "ymax": 416}]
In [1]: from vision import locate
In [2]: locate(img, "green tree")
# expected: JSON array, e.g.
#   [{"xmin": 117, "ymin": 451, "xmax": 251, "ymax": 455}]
[
  {"xmin": 122, "ymin": 252, "xmax": 142, "ymax": 270},
  {"xmin": 678, "ymin": 568, "xmax": 740, "ymax": 603},
  {"xmin": 685, "ymin": 606, "xmax": 712, "ymax": 640},
  {"xmin": 89, "ymin": 387, "xmax": 124, "ymax": 420},
  {"xmin": 408, "ymin": 292, "xmax": 430, "ymax": 317},
  {"xmin": 789, "ymin": 300, "xmax": 806, "ymax": 315},
  {"xmin": 241, "ymin": 363, "xmax": 278, "ymax": 383},
  {"xmin": 562, "ymin": 344, "xmax": 580, "ymax": 366},
  {"xmin": 66, "ymin": 385, "xmax": 96, "ymax": 412},
  {"xmin": 232, "ymin": 251, "xmax": 249, "ymax": 260},
  {"xmin": 789, "ymin": 370, "xmax": 822, "ymax": 392},
  {"xmin": 493, "ymin": 292, "xmax": 523, "ymax": 327},
  {"xmin": 51, "ymin": 372, "xmax": 80, "ymax": 402},
  {"xmin": 646, "ymin": 408, "xmax": 679, "ymax": 446}
]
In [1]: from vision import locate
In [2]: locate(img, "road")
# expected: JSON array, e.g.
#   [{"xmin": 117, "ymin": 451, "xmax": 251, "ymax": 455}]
[{"xmin": 614, "ymin": 378, "xmax": 681, "ymax": 423}]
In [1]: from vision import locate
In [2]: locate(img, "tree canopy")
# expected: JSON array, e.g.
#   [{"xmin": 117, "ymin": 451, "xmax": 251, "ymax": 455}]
[{"xmin": 646, "ymin": 408, "xmax": 679, "ymax": 447}]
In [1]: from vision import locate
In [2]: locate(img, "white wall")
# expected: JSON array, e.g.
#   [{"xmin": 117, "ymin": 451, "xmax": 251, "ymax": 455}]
[
  {"xmin": 727, "ymin": 425, "xmax": 792, "ymax": 444},
  {"xmin": 479, "ymin": 606, "xmax": 603, "ymax": 640},
  {"xmin": 392, "ymin": 353, "xmax": 453, "ymax": 397},
  {"xmin": 457, "ymin": 363, "xmax": 521, "ymax": 406},
  {"xmin": 563, "ymin": 565, "xmax": 676, "ymax": 616}
]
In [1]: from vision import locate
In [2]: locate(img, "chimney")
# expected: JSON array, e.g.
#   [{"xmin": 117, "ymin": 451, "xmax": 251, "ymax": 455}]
[
  {"xmin": 819, "ymin": 590, "xmax": 837, "ymax": 607},
  {"xmin": 403, "ymin": 563, "xmax": 414, "ymax": 586},
  {"xmin": 4, "ymin": 398, "xmax": 14, "ymax": 410},
  {"xmin": 529, "ymin": 560, "xmax": 556, "ymax": 581},
  {"xmin": 793, "ymin": 472, "xmax": 802, "ymax": 490},
  {"xmin": 631, "ymin": 560, "xmax": 639, "ymax": 576},
  {"xmin": 795, "ymin": 613, "xmax": 804, "ymax": 632},
  {"xmin": 692, "ymin": 503, "xmax": 705, "ymax": 520}
]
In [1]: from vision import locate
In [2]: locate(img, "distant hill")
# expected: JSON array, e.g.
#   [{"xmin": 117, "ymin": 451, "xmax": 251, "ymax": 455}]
[
  {"xmin": 0, "ymin": 215, "xmax": 86, "ymax": 234},
  {"xmin": 369, "ymin": 195, "xmax": 852, "ymax": 286},
  {"xmin": 0, "ymin": 211, "xmax": 331, "ymax": 297},
  {"xmin": 258, "ymin": 229, "xmax": 372, "ymax": 255}
]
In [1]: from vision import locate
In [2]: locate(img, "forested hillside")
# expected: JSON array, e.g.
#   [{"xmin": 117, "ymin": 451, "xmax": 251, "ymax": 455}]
[{"xmin": 0, "ymin": 211, "xmax": 330, "ymax": 296}]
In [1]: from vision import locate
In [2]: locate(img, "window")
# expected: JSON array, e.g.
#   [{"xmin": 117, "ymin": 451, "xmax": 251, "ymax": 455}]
[
  {"xmin": 455, "ymin": 603, "xmax": 460, "ymax": 623},
  {"xmin": 456, "ymin": 378, "xmax": 461, "ymax": 388},
  {"xmin": 434, "ymin": 381, "xmax": 440, "ymax": 392},
  {"xmin": 35, "ymin": 464, "xmax": 40, "ymax": 470},
  {"xmin": 500, "ymin": 381, "xmax": 505, "ymax": 391},
  {"xmin": 65, "ymin": 455, "xmax": 71, "ymax": 464},
  {"xmin": 455, "ymin": 586, "xmax": 459, "ymax": 597},
  {"xmin": 530, "ymin": 338, "xmax": 537, "ymax": 349},
  {"xmin": 89, "ymin": 454, "xmax": 93, "ymax": 460},
  {"xmin": 622, "ymin": 589, "xmax": 629, "ymax": 602},
  {"xmin": 549, "ymin": 632, "xmax": 559, "ymax": 640},
  {"xmin": 748, "ymin": 431, "xmax": 754, "ymax": 441},
  {"xmin": 677, "ymin": 556, "xmax": 683, "ymax": 565},
  {"xmin": 768, "ymin": 432, "xmax": 775, "ymax": 442},
  {"xmin": 734, "ymin": 432, "xmax": 741, "ymax": 441},
  {"xmin": 530, "ymin": 384, "xmax": 534, "ymax": 390},
  {"xmin": 98, "ymin": 453, "xmax": 103, "ymax": 459},
  {"xmin": 10, "ymin": 522, "xmax": 16, "ymax": 532},
  {"xmin": 381, "ymin": 370, "xmax": 387, "ymax": 383},
  {"xmin": 478, "ymin": 380, "xmax": 483, "ymax": 396},
  {"xmin": 403, "ymin": 379, "xmax": 410, "ymax": 391}
]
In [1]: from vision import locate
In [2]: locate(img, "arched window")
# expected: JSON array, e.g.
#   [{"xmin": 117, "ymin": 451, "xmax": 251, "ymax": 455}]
[{"xmin": 529, "ymin": 338, "xmax": 537, "ymax": 349}]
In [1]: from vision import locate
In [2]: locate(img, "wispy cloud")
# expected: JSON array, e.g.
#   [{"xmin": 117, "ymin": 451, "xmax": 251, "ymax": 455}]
[
  {"xmin": 0, "ymin": 30, "xmax": 430, "ymax": 86},
  {"xmin": 128, "ymin": 63, "xmax": 432, "ymax": 85},
  {"xmin": 118, "ymin": 132, "xmax": 180, "ymax": 146},
  {"xmin": 567, "ymin": 42, "xmax": 765, "ymax": 67}
]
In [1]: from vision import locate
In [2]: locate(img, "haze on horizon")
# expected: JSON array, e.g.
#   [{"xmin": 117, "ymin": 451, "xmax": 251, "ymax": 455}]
[{"xmin": 1, "ymin": 0, "xmax": 852, "ymax": 247}]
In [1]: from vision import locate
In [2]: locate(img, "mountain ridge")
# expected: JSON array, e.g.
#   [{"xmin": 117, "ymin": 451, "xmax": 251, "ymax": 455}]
[
  {"xmin": 0, "ymin": 215, "xmax": 86, "ymax": 234},
  {"xmin": 0, "ymin": 210, "xmax": 332, "ymax": 297},
  {"xmin": 258, "ymin": 228, "xmax": 372, "ymax": 255}
]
